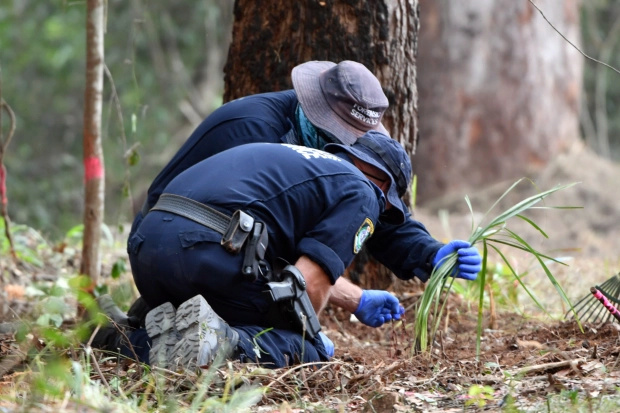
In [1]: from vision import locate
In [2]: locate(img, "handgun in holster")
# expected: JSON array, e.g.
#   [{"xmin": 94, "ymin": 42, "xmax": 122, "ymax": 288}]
[{"xmin": 266, "ymin": 265, "xmax": 322, "ymax": 339}]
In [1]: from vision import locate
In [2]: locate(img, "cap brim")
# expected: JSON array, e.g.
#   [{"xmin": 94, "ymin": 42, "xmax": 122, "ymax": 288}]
[
  {"xmin": 292, "ymin": 61, "xmax": 389, "ymax": 146},
  {"xmin": 324, "ymin": 144, "xmax": 406, "ymax": 224}
]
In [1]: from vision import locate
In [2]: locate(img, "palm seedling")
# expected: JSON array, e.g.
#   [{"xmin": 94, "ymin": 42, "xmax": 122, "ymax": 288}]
[{"xmin": 413, "ymin": 178, "xmax": 581, "ymax": 357}]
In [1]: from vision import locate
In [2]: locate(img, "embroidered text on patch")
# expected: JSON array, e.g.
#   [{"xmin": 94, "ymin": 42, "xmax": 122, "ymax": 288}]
[
  {"xmin": 350, "ymin": 104, "xmax": 380, "ymax": 125},
  {"xmin": 353, "ymin": 218, "xmax": 374, "ymax": 254},
  {"xmin": 283, "ymin": 144, "xmax": 342, "ymax": 161}
]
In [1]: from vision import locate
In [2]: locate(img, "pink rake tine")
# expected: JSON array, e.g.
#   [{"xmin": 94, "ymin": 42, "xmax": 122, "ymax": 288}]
[{"xmin": 590, "ymin": 287, "xmax": 620, "ymax": 323}]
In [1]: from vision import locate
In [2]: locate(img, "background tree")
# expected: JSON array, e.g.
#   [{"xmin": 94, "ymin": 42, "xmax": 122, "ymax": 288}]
[
  {"xmin": 580, "ymin": 0, "xmax": 620, "ymax": 160},
  {"xmin": 224, "ymin": 0, "xmax": 421, "ymax": 288},
  {"xmin": 0, "ymin": 73, "xmax": 17, "ymax": 260},
  {"xmin": 225, "ymin": 0, "xmax": 420, "ymax": 156},
  {"xmin": 81, "ymin": 0, "xmax": 105, "ymax": 284},
  {"xmin": 414, "ymin": 0, "xmax": 584, "ymax": 203},
  {"xmin": 0, "ymin": 1, "xmax": 232, "ymax": 239}
]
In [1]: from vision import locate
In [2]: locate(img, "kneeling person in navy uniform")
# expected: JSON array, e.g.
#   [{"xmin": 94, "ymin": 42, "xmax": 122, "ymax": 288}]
[{"xmin": 128, "ymin": 131, "xmax": 428, "ymax": 370}]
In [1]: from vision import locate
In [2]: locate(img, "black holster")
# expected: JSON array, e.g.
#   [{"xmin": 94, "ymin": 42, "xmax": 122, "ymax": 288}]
[
  {"xmin": 218, "ymin": 209, "xmax": 270, "ymax": 281},
  {"xmin": 240, "ymin": 221, "xmax": 270, "ymax": 281},
  {"xmin": 266, "ymin": 265, "xmax": 322, "ymax": 339}
]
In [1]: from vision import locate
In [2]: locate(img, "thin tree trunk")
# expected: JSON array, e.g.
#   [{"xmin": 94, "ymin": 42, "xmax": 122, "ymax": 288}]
[
  {"xmin": 81, "ymin": 0, "xmax": 105, "ymax": 287},
  {"xmin": 0, "ymin": 71, "xmax": 17, "ymax": 261}
]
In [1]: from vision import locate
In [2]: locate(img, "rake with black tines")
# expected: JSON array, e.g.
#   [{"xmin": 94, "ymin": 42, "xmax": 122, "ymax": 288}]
[{"xmin": 567, "ymin": 273, "xmax": 620, "ymax": 324}]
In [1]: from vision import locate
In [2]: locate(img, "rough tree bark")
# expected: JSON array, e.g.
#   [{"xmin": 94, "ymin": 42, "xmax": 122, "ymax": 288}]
[
  {"xmin": 81, "ymin": 0, "xmax": 105, "ymax": 287},
  {"xmin": 414, "ymin": 0, "xmax": 583, "ymax": 203},
  {"xmin": 223, "ymin": 0, "xmax": 421, "ymax": 289}
]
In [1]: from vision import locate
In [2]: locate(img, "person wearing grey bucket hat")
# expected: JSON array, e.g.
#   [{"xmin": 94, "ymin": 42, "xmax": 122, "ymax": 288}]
[
  {"xmin": 292, "ymin": 60, "xmax": 390, "ymax": 146},
  {"xmin": 132, "ymin": 60, "xmax": 392, "ymax": 238},
  {"xmin": 93, "ymin": 60, "xmax": 481, "ymax": 367}
]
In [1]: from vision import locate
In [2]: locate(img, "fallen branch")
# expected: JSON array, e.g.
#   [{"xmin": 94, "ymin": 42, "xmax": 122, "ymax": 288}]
[{"xmin": 509, "ymin": 358, "xmax": 585, "ymax": 376}]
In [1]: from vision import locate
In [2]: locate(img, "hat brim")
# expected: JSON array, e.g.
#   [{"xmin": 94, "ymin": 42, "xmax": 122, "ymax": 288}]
[
  {"xmin": 292, "ymin": 61, "xmax": 389, "ymax": 146},
  {"xmin": 324, "ymin": 143, "xmax": 406, "ymax": 225}
]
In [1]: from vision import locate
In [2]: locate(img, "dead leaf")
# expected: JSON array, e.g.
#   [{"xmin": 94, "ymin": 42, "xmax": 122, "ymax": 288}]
[
  {"xmin": 516, "ymin": 339, "xmax": 544, "ymax": 349},
  {"xmin": 3, "ymin": 284, "xmax": 25, "ymax": 300}
]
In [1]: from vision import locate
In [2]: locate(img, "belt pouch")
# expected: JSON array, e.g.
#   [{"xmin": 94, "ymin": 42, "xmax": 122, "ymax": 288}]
[{"xmin": 221, "ymin": 210, "xmax": 254, "ymax": 253}]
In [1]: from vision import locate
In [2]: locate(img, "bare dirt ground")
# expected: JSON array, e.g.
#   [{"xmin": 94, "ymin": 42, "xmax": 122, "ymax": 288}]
[
  {"xmin": 1, "ymin": 144, "xmax": 619, "ymax": 411},
  {"xmin": 309, "ymin": 144, "xmax": 620, "ymax": 411}
]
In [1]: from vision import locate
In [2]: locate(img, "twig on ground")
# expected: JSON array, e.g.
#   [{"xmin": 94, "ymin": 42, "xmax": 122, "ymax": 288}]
[
  {"xmin": 109, "ymin": 320, "xmax": 144, "ymax": 377},
  {"xmin": 346, "ymin": 360, "xmax": 402, "ymax": 387},
  {"xmin": 509, "ymin": 358, "xmax": 585, "ymax": 376},
  {"xmin": 265, "ymin": 360, "xmax": 336, "ymax": 390},
  {"xmin": 87, "ymin": 345, "xmax": 116, "ymax": 397}
]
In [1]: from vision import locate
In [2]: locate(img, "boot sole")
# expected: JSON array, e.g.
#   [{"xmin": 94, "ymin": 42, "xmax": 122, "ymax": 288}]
[
  {"xmin": 171, "ymin": 295, "xmax": 237, "ymax": 370},
  {"xmin": 145, "ymin": 302, "xmax": 177, "ymax": 369}
]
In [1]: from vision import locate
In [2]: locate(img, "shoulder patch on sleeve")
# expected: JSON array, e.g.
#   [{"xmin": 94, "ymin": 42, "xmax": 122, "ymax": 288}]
[{"xmin": 353, "ymin": 218, "xmax": 374, "ymax": 254}]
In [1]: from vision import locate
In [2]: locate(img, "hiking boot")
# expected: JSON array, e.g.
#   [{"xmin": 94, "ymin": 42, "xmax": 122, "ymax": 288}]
[
  {"xmin": 126, "ymin": 296, "xmax": 151, "ymax": 328},
  {"xmin": 96, "ymin": 294, "xmax": 130, "ymax": 326},
  {"xmin": 145, "ymin": 302, "xmax": 179, "ymax": 369},
  {"xmin": 169, "ymin": 295, "xmax": 239, "ymax": 371}
]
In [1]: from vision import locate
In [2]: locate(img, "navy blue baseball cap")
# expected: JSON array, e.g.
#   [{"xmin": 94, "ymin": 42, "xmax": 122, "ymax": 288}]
[{"xmin": 324, "ymin": 130, "xmax": 412, "ymax": 224}]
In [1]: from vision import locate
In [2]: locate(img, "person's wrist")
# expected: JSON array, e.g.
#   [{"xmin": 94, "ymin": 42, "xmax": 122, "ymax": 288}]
[{"xmin": 354, "ymin": 290, "xmax": 367, "ymax": 314}]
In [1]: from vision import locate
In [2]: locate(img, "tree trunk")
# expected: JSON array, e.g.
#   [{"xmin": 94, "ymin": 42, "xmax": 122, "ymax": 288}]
[
  {"xmin": 224, "ymin": 0, "xmax": 420, "ymax": 289},
  {"xmin": 224, "ymin": 0, "xmax": 420, "ymax": 153},
  {"xmin": 81, "ymin": 0, "xmax": 105, "ymax": 287},
  {"xmin": 415, "ymin": 0, "xmax": 583, "ymax": 203}
]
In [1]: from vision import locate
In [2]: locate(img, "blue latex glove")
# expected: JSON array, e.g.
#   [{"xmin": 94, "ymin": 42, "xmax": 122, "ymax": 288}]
[
  {"xmin": 318, "ymin": 332, "xmax": 334, "ymax": 357},
  {"xmin": 432, "ymin": 240, "xmax": 482, "ymax": 281},
  {"xmin": 353, "ymin": 290, "xmax": 405, "ymax": 328}
]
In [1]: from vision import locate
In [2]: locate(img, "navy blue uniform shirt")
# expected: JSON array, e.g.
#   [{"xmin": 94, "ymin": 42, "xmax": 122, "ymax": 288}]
[
  {"xmin": 135, "ymin": 90, "xmax": 443, "ymax": 282},
  {"xmin": 129, "ymin": 143, "xmax": 383, "ymax": 324},
  {"xmin": 144, "ymin": 90, "xmax": 298, "ymax": 211},
  {"xmin": 166, "ymin": 143, "xmax": 381, "ymax": 282}
]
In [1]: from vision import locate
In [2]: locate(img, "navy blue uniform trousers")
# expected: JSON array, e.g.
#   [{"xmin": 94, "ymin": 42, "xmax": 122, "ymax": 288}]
[{"xmin": 126, "ymin": 212, "xmax": 329, "ymax": 368}]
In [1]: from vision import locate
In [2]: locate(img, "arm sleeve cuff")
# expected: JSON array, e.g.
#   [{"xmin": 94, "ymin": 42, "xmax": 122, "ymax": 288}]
[{"xmin": 296, "ymin": 238, "xmax": 344, "ymax": 284}]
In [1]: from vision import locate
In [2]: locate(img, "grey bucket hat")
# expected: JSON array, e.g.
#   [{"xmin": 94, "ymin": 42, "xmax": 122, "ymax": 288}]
[
  {"xmin": 292, "ymin": 61, "xmax": 390, "ymax": 146},
  {"xmin": 324, "ymin": 130, "xmax": 412, "ymax": 224}
]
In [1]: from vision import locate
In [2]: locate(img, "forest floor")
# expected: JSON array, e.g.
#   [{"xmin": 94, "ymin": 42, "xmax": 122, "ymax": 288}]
[{"xmin": 1, "ymin": 144, "xmax": 620, "ymax": 412}]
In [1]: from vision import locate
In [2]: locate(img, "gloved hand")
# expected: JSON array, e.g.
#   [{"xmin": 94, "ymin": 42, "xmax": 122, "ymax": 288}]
[
  {"xmin": 353, "ymin": 290, "xmax": 405, "ymax": 328},
  {"xmin": 318, "ymin": 332, "xmax": 334, "ymax": 357},
  {"xmin": 432, "ymin": 240, "xmax": 482, "ymax": 281}
]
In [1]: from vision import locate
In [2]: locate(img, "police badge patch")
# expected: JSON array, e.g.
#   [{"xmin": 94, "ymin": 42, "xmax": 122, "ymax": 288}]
[{"xmin": 353, "ymin": 218, "xmax": 374, "ymax": 254}]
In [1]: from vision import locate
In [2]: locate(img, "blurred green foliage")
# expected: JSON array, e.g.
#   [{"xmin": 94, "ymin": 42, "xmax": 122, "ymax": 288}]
[
  {"xmin": 0, "ymin": 1, "xmax": 617, "ymax": 241},
  {"xmin": 0, "ymin": 0, "xmax": 231, "ymax": 239}
]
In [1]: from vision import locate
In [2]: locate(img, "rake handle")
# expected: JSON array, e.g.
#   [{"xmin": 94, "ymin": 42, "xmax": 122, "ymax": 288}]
[{"xmin": 590, "ymin": 287, "xmax": 620, "ymax": 322}]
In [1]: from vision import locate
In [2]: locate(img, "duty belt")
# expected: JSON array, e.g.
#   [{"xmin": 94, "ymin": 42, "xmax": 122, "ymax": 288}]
[
  {"xmin": 150, "ymin": 193, "xmax": 231, "ymax": 235},
  {"xmin": 149, "ymin": 193, "xmax": 268, "ymax": 281},
  {"xmin": 150, "ymin": 194, "xmax": 320, "ymax": 338}
]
